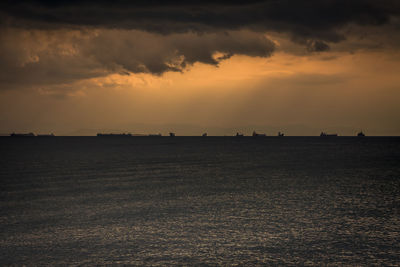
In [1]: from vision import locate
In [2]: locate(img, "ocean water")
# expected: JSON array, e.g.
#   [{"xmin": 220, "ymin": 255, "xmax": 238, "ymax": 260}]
[{"xmin": 1, "ymin": 136, "xmax": 399, "ymax": 266}]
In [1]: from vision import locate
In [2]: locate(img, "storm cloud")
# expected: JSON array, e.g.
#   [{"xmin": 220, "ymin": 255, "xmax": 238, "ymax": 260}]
[
  {"xmin": 0, "ymin": 29, "xmax": 274, "ymax": 88},
  {"xmin": 1, "ymin": 0, "xmax": 400, "ymax": 89},
  {"xmin": 1, "ymin": 1, "xmax": 400, "ymax": 41}
]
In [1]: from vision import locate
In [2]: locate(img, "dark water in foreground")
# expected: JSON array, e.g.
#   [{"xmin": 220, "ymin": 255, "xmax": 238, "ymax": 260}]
[{"xmin": 1, "ymin": 137, "xmax": 400, "ymax": 266}]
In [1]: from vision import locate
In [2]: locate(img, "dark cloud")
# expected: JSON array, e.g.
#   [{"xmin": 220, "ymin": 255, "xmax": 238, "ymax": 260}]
[
  {"xmin": 1, "ymin": 0, "xmax": 400, "ymax": 43},
  {"xmin": 1, "ymin": 1, "xmax": 400, "ymax": 90},
  {"xmin": 84, "ymin": 30, "xmax": 275, "ymax": 74},
  {"xmin": 0, "ymin": 29, "xmax": 274, "ymax": 88},
  {"xmin": 307, "ymin": 40, "xmax": 330, "ymax": 52},
  {"xmin": 0, "ymin": 29, "xmax": 107, "ymax": 88}
]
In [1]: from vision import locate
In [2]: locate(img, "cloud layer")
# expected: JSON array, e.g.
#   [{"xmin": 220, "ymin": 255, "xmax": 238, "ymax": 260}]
[
  {"xmin": 0, "ymin": 29, "xmax": 274, "ymax": 88},
  {"xmin": 2, "ymin": 1, "xmax": 400, "ymax": 41},
  {"xmin": 1, "ymin": 1, "xmax": 400, "ymax": 89}
]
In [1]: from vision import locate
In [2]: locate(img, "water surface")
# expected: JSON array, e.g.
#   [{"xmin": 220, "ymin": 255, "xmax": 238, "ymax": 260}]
[{"xmin": 1, "ymin": 137, "xmax": 399, "ymax": 265}]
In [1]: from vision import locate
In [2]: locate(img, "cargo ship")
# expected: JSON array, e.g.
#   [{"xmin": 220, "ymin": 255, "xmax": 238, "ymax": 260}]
[
  {"xmin": 10, "ymin": 133, "xmax": 35, "ymax": 137},
  {"xmin": 252, "ymin": 131, "xmax": 266, "ymax": 137},
  {"xmin": 357, "ymin": 131, "xmax": 365, "ymax": 137},
  {"xmin": 320, "ymin": 132, "xmax": 338, "ymax": 137},
  {"xmin": 97, "ymin": 133, "xmax": 132, "ymax": 137}
]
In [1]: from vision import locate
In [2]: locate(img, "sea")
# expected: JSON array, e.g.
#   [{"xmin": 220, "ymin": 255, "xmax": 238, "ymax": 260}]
[{"xmin": 1, "ymin": 136, "xmax": 399, "ymax": 266}]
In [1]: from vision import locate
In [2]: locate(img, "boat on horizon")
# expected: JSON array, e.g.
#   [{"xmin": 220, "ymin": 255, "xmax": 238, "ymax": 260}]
[
  {"xmin": 252, "ymin": 131, "xmax": 266, "ymax": 137},
  {"xmin": 357, "ymin": 131, "xmax": 365, "ymax": 137},
  {"xmin": 97, "ymin": 133, "xmax": 132, "ymax": 137},
  {"xmin": 10, "ymin": 132, "xmax": 35, "ymax": 137},
  {"xmin": 320, "ymin": 132, "xmax": 338, "ymax": 137}
]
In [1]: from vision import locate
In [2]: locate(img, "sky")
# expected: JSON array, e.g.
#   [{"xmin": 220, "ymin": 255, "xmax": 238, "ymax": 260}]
[{"xmin": 0, "ymin": 0, "xmax": 399, "ymax": 136}]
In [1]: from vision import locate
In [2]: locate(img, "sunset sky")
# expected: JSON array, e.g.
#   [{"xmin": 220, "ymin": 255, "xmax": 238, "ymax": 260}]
[{"xmin": 1, "ymin": 0, "xmax": 399, "ymax": 135}]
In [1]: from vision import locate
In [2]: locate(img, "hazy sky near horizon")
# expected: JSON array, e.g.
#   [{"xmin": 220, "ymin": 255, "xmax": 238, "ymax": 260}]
[{"xmin": 1, "ymin": 0, "xmax": 400, "ymax": 135}]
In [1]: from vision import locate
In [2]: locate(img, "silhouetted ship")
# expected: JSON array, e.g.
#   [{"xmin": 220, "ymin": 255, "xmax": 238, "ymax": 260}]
[
  {"xmin": 320, "ymin": 132, "xmax": 338, "ymax": 137},
  {"xmin": 202, "ymin": 133, "xmax": 207, "ymax": 137},
  {"xmin": 148, "ymin": 133, "xmax": 162, "ymax": 137},
  {"xmin": 97, "ymin": 133, "xmax": 132, "ymax": 137},
  {"xmin": 357, "ymin": 131, "xmax": 365, "ymax": 137},
  {"xmin": 169, "ymin": 132, "xmax": 175, "ymax": 137},
  {"xmin": 252, "ymin": 131, "xmax": 266, "ymax": 137},
  {"xmin": 278, "ymin": 132, "xmax": 284, "ymax": 137},
  {"xmin": 236, "ymin": 132, "xmax": 244, "ymax": 137},
  {"xmin": 37, "ymin": 133, "xmax": 55, "ymax": 137},
  {"xmin": 10, "ymin": 133, "xmax": 35, "ymax": 137}
]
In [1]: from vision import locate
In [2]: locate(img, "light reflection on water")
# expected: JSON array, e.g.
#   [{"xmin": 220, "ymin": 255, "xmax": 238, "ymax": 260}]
[{"xmin": 1, "ymin": 137, "xmax": 400, "ymax": 265}]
